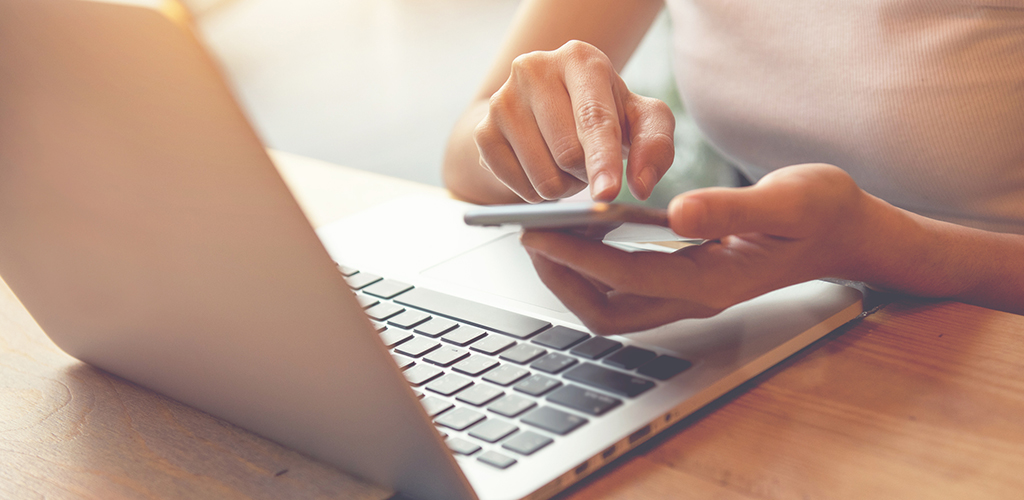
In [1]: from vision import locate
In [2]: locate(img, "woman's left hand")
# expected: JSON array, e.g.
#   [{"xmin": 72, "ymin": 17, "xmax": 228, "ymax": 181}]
[{"xmin": 520, "ymin": 163, "xmax": 898, "ymax": 334}]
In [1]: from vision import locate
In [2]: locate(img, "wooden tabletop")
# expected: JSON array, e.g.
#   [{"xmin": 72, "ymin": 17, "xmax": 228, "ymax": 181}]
[{"xmin": 2, "ymin": 151, "xmax": 1023, "ymax": 500}]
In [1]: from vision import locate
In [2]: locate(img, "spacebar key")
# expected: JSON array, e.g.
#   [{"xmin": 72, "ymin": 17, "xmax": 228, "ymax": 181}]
[
  {"xmin": 563, "ymin": 363, "xmax": 655, "ymax": 398},
  {"xmin": 395, "ymin": 288, "xmax": 551, "ymax": 339}
]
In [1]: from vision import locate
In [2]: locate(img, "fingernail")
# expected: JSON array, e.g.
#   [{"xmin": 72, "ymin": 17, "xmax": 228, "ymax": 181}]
[{"xmin": 591, "ymin": 172, "xmax": 615, "ymax": 200}]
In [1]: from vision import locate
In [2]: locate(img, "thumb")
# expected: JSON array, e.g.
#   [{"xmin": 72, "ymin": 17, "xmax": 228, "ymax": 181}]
[{"xmin": 668, "ymin": 183, "xmax": 807, "ymax": 240}]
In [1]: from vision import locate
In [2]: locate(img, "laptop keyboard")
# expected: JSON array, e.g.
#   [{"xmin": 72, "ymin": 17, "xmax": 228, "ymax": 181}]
[{"xmin": 341, "ymin": 266, "xmax": 693, "ymax": 470}]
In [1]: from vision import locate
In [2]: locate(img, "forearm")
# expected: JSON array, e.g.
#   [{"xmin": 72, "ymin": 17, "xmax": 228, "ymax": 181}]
[{"xmin": 857, "ymin": 199, "xmax": 1024, "ymax": 314}]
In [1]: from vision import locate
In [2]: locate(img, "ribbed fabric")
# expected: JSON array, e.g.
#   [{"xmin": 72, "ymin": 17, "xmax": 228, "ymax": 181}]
[{"xmin": 667, "ymin": 0, "xmax": 1024, "ymax": 233}]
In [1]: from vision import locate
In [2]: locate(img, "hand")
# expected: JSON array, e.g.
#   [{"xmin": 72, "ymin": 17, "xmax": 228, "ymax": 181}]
[
  {"xmin": 520, "ymin": 164, "xmax": 892, "ymax": 334},
  {"xmin": 473, "ymin": 40, "xmax": 676, "ymax": 203}
]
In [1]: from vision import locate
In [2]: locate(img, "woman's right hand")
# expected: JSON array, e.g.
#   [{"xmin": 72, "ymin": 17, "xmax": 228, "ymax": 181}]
[{"xmin": 472, "ymin": 40, "xmax": 677, "ymax": 203}]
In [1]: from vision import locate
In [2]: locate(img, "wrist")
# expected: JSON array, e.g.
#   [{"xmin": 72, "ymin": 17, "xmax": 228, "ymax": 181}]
[{"xmin": 847, "ymin": 196, "xmax": 975, "ymax": 299}]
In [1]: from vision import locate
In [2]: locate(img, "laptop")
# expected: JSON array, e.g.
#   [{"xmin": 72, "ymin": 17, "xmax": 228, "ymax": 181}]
[{"xmin": 0, "ymin": 1, "xmax": 864, "ymax": 499}]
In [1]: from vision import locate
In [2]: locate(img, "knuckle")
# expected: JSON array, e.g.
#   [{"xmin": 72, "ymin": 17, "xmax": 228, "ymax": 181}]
[
  {"xmin": 637, "ymin": 130, "xmax": 675, "ymax": 156},
  {"xmin": 559, "ymin": 40, "xmax": 591, "ymax": 57},
  {"xmin": 560, "ymin": 40, "xmax": 609, "ymax": 68},
  {"xmin": 549, "ymin": 135, "xmax": 585, "ymax": 170},
  {"xmin": 650, "ymin": 97, "xmax": 675, "ymax": 120},
  {"xmin": 510, "ymin": 51, "xmax": 551, "ymax": 81},
  {"xmin": 486, "ymin": 90, "xmax": 515, "ymax": 120},
  {"xmin": 472, "ymin": 118, "xmax": 500, "ymax": 149},
  {"xmin": 510, "ymin": 52, "xmax": 531, "ymax": 71},
  {"xmin": 575, "ymin": 99, "xmax": 619, "ymax": 135}
]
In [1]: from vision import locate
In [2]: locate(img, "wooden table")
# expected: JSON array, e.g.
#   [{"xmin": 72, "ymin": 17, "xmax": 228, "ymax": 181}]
[{"xmin": 2, "ymin": 151, "xmax": 1023, "ymax": 499}]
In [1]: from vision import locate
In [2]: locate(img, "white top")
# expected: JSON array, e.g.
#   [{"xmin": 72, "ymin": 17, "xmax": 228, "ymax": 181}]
[{"xmin": 667, "ymin": 0, "xmax": 1024, "ymax": 233}]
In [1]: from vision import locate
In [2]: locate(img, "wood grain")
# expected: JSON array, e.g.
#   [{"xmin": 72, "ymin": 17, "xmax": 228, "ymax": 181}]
[
  {"xmin": 3, "ymin": 152, "xmax": 1023, "ymax": 499},
  {"xmin": 554, "ymin": 301, "xmax": 1024, "ymax": 499}
]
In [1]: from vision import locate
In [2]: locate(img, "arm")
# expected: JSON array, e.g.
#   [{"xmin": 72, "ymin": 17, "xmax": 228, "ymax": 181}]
[
  {"xmin": 856, "ymin": 204, "xmax": 1024, "ymax": 314},
  {"xmin": 443, "ymin": 0, "xmax": 668, "ymax": 205},
  {"xmin": 520, "ymin": 164, "xmax": 1024, "ymax": 334}
]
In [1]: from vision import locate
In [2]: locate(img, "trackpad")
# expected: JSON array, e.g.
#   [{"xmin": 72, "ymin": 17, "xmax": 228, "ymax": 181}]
[{"xmin": 420, "ymin": 233, "xmax": 568, "ymax": 313}]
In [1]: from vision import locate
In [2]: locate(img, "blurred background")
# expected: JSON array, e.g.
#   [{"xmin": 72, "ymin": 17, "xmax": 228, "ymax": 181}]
[{"xmin": 183, "ymin": 0, "xmax": 732, "ymax": 205}]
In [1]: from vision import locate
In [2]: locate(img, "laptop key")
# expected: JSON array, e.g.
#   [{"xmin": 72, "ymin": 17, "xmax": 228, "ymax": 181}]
[
  {"xmin": 346, "ymin": 272, "xmax": 382, "ymax": 290},
  {"xmin": 637, "ymin": 355, "xmax": 693, "ymax": 380},
  {"xmin": 435, "ymin": 407, "xmax": 486, "ymax": 431},
  {"xmin": 547, "ymin": 385, "xmax": 621, "ymax": 416},
  {"xmin": 446, "ymin": 437, "xmax": 481, "ymax": 456},
  {"xmin": 521, "ymin": 406, "xmax": 587, "ymax": 435},
  {"xmin": 370, "ymin": 321, "xmax": 387, "ymax": 333},
  {"xmin": 603, "ymin": 346, "xmax": 658, "ymax": 370},
  {"xmin": 394, "ymin": 337, "xmax": 440, "ymax": 358},
  {"xmin": 365, "ymin": 302, "xmax": 405, "ymax": 321},
  {"xmin": 403, "ymin": 364, "xmax": 443, "ymax": 386},
  {"xmin": 502, "ymin": 430, "xmax": 553, "ymax": 456},
  {"xmin": 482, "ymin": 365, "xmax": 530, "ymax": 386},
  {"xmin": 530, "ymin": 353, "xmax": 578, "ymax": 374},
  {"xmin": 468, "ymin": 419, "xmax": 518, "ymax": 443},
  {"xmin": 426, "ymin": 373, "xmax": 474, "ymax": 396},
  {"xmin": 441, "ymin": 325, "xmax": 487, "ymax": 347},
  {"xmin": 423, "ymin": 346, "xmax": 470, "ymax": 367},
  {"xmin": 563, "ymin": 363, "xmax": 655, "ymax": 398},
  {"xmin": 337, "ymin": 265, "xmax": 359, "ymax": 276},
  {"xmin": 477, "ymin": 451, "xmax": 516, "ymax": 469},
  {"xmin": 532, "ymin": 326, "xmax": 590, "ymax": 350},
  {"xmin": 499, "ymin": 344, "xmax": 546, "ymax": 364},
  {"xmin": 363, "ymin": 279, "xmax": 414, "ymax": 299},
  {"xmin": 414, "ymin": 317, "xmax": 459, "ymax": 338},
  {"xmin": 513, "ymin": 374, "xmax": 562, "ymax": 397},
  {"xmin": 470, "ymin": 334, "xmax": 516, "ymax": 355},
  {"xmin": 488, "ymin": 394, "xmax": 537, "ymax": 418},
  {"xmin": 380, "ymin": 329, "xmax": 413, "ymax": 348},
  {"xmin": 387, "ymin": 310, "xmax": 431, "ymax": 329},
  {"xmin": 395, "ymin": 288, "xmax": 551, "ymax": 339},
  {"xmin": 570, "ymin": 337, "xmax": 623, "ymax": 360},
  {"xmin": 456, "ymin": 384, "xmax": 504, "ymax": 406},
  {"xmin": 420, "ymin": 396, "xmax": 454, "ymax": 418},
  {"xmin": 452, "ymin": 355, "xmax": 499, "ymax": 377}
]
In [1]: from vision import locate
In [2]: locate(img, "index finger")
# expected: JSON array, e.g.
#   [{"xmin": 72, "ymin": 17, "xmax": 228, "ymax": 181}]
[{"xmin": 563, "ymin": 55, "xmax": 626, "ymax": 202}]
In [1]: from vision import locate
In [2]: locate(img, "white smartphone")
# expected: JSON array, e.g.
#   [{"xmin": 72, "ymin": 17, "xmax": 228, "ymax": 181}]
[{"xmin": 463, "ymin": 202, "xmax": 669, "ymax": 239}]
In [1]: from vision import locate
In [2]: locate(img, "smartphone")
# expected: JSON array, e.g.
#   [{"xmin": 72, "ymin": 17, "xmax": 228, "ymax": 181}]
[{"xmin": 463, "ymin": 202, "xmax": 669, "ymax": 239}]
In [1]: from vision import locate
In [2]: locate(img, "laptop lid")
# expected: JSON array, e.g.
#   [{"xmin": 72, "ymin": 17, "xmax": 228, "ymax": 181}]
[{"xmin": 0, "ymin": 1, "xmax": 474, "ymax": 499}]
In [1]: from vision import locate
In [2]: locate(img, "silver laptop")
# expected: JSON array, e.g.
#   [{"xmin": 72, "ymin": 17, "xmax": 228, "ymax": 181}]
[{"xmin": 0, "ymin": 1, "xmax": 864, "ymax": 499}]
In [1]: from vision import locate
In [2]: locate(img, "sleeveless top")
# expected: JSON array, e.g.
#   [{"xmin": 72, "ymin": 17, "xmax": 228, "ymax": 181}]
[{"xmin": 667, "ymin": 0, "xmax": 1024, "ymax": 233}]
